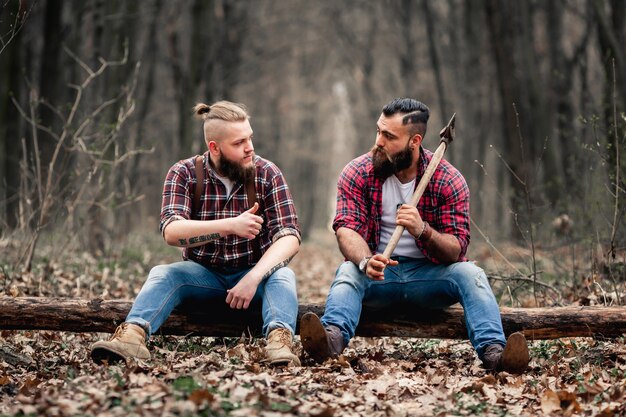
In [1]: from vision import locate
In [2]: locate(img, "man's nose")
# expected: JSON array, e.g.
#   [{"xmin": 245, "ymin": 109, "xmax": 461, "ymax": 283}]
[{"xmin": 375, "ymin": 133, "xmax": 385, "ymax": 148}]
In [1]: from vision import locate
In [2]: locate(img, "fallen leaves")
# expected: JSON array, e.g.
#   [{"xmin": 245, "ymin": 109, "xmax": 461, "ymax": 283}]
[
  {"xmin": 0, "ymin": 241, "xmax": 625, "ymax": 416},
  {"xmin": 541, "ymin": 389, "xmax": 582, "ymax": 415}
]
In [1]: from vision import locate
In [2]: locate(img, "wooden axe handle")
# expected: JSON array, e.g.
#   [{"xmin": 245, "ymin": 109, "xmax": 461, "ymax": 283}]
[{"xmin": 381, "ymin": 113, "xmax": 455, "ymax": 259}]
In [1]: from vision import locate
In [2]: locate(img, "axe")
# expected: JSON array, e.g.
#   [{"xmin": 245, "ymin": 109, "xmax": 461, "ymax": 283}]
[{"xmin": 381, "ymin": 113, "xmax": 456, "ymax": 259}]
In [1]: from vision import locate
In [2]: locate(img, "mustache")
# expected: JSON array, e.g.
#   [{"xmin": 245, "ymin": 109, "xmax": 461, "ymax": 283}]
[{"xmin": 371, "ymin": 145, "xmax": 392, "ymax": 162}]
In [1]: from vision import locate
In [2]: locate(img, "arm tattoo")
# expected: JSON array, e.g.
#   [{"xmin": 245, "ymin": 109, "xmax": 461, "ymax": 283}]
[
  {"xmin": 178, "ymin": 238, "xmax": 187, "ymax": 245},
  {"xmin": 188, "ymin": 233, "xmax": 221, "ymax": 244},
  {"xmin": 259, "ymin": 254, "xmax": 295, "ymax": 281}
]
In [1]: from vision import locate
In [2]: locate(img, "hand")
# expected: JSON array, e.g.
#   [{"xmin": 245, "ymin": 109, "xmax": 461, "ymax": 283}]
[
  {"xmin": 396, "ymin": 204, "xmax": 424, "ymax": 238},
  {"xmin": 225, "ymin": 275, "xmax": 259, "ymax": 309},
  {"xmin": 231, "ymin": 202, "xmax": 263, "ymax": 239},
  {"xmin": 365, "ymin": 253, "xmax": 398, "ymax": 281}
]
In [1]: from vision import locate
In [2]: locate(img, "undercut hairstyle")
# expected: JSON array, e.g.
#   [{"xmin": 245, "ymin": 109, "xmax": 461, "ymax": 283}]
[
  {"xmin": 382, "ymin": 98, "xmax": 430, "ymax": 136},
  {"xmin": 193, "ymin": 101, "xmax": 250, "ymax": 143},
  {"xmin": 193, "ymin": 101, "xmax": 249, "ymax": 122}
]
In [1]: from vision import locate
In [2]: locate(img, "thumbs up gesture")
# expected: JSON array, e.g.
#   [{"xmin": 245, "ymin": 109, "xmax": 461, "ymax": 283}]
[{"xmin": 231, "ymin": 202, "xmax": 263, "ymax": 239}]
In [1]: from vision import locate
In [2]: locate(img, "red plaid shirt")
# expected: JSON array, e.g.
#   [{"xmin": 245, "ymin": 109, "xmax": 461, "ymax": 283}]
[
  {"xmin": 160, "ymin": 153, "xmax": 300, "ymax": 269},
  {"xmin": 332, "ymin": 147, "xmax": 470, "ymax": 263}
]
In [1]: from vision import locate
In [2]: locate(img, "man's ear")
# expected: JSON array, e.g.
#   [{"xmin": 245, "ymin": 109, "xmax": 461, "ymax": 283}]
[
  {"xmin": 208, "ymin": 140, "xmax": 220, "ymax": 155},
  {"xmin": 411, "ymin": 134, "xmax": 423, "ymax": 148}
]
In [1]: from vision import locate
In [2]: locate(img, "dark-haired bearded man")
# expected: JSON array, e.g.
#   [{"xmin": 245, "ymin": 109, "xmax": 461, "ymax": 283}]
[{"xmin": 300, "ymin": 98, "xmax": 530, "ymax": 373}]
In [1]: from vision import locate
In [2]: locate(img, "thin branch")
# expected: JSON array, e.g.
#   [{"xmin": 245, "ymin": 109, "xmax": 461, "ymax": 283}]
[
  {"xmin": 0, "ymin": 0, "xmax": 35, "ymax": 56},
  {"xmin": 609, "ymin": 59, "xmax": 621, "ymax": 256},
  {"xmin": 488, "ymin": 273, "xmax": 562, "ymax": 301},
  {"xmin": 470, "ymin": 218, "xmax": 527, "ymax": 277},
  {"xmin": 27, "ymin": 90, "xmax": 43, "ymax": 208},
  {"xmin": 513, "ymin": 103, "xmax": 539, "ymax": 307},
  {"xmin": 63, "ymin": 45, "xmax": 96, "ymax": 77},
  {"xmin": 10, "ymin": 96, "xmax": 62, "ymax": 142},
  {"xmin": 489, "ymin": 144, "xmax": 526, "ymax": 186},
  {"xmin": 607, "ymin": 59, "xmax": 623, "ymax": 305}
]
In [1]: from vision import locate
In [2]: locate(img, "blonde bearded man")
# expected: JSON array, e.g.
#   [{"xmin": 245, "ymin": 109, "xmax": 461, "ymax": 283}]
[{"xmin": 91, "ymin": 101, "xmax": 301, "ymax": 367}]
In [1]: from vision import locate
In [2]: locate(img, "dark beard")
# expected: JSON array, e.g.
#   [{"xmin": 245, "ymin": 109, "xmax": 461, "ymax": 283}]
[
  {"xmin": 218, "ymin": 154, "xmax": 255, "ymax": 183},
  {"xmin": 371, "ymin": 144, "xmax": 413, "ymax": 179}
]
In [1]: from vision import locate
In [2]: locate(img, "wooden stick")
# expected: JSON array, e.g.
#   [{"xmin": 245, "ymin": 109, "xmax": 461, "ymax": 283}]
[{"xmin": 382, "ymin": 113, "xmax": 456, "ymax": 258}]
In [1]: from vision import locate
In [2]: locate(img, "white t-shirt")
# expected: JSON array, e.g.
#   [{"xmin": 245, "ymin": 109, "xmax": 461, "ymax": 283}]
[
  {"xmin": 214, "ymin": 172, "xmax": 235, "ymax": 196},
  {"xmin": 376, "ymin": 175, "xmax": 425, "ymax": 258}
]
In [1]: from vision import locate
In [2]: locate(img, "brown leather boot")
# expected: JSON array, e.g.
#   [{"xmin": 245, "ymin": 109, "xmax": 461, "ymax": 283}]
[
  {"xmin": 300, "ymin": 312, "xmax": 345, "ymax": 363},
  {"xmin": 90, "ymin": 322, "xmax": 151, "ymax": 364},
  {"xmin": 266, "ymin": 328, "xmax": 301, "ymax": 367},
  {"xmin": 483, "ymin": 332, "xmax": 530, "ymax": 373}
]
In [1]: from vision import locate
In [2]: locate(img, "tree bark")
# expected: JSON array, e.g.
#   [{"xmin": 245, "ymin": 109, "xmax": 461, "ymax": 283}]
[
  {"xmin": 421, "ymin": 0, "xmax": 448, "ymax": 119},
  {"xmin": 0, "ymin": 0, "xmax": 25, "ymax": 228},
  {"xmin": 1, "ymin": 297, "xmax": 624, "ymax": 340}
]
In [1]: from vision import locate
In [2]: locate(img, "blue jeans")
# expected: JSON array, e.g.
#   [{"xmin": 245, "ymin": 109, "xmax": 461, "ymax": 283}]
[
  {"xmin": 321, "ymin": 257, "xmax": 506, "ymax": 359},
  {"xmin": 126, "ymin": 261, "xmax": 298, "ymax": 338}
]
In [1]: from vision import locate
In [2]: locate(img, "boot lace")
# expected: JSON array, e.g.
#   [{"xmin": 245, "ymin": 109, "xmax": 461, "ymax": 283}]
[
  {"xmin": 277, "ymin": 330, "xmax": 291, "ymax": 346},
  {"xmin": 110, "ymin": 323, "xmax": 130, "ymax": 341},
  {"xmin": 270, "ymin": 329, "xmax": 292, "ymax": 348}
]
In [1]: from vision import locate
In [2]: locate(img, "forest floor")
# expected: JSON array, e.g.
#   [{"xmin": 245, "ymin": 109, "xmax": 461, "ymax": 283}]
[{"xmin": 0, "ymin": 234, "xmax": 625, "ymax": 416}]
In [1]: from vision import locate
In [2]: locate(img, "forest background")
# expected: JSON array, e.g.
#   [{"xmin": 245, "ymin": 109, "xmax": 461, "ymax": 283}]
[
  {"xmin": 1, "ymin": 0, "xmax": 624, "ymax": 262},
  {"xmin": 1, "ymin": 1, "xmax": 626, "ymax": 416}
]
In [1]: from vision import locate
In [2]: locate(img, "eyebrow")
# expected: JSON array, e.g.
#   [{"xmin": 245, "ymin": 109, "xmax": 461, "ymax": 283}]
[
  {"xmin": 377, "ymin": 122, "xmax": 398, "ymax": 139},
  {"xmin": 233, "ymin": 132, "xmax": 253, "ymax": 142}
]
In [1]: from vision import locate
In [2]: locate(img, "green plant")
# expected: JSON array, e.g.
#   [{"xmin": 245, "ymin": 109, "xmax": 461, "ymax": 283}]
[
  {"xmin": 172, "ymin": 375, "xmax": 201, "ymax": 395},
  {"xmin": 412, "ymin": 338, "xmax": 440, "ymax": 355}
]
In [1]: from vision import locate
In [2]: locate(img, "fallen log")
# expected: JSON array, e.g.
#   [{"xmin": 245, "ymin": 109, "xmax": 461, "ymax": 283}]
[{"xmin": 0, "ymin": 297, "xmax": 625, "ymax": 339}]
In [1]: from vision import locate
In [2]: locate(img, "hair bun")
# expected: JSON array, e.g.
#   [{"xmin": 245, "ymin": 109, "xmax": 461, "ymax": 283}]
[{"xmin": 193, "ymin": 103, "xmax": 211, "ymax": 119}]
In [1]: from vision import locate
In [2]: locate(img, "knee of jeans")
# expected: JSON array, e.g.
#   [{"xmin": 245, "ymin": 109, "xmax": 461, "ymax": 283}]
[
  {"xmin": 148, "ymin": 264, "xmax": 168, "ymax": 279},
  {"xmin": 267, "ymin": 267, "xmax": 297, "ymax": 288},
  {"xmin": 146, "ymin": 264, "xmax": 179, "ymax": 284},
  {"xmin": 448, "ymin": 262, "xmax": 490, "ymax": 290},
  {"xmin": 331, "ymin": 261, "xmax": 367, "ymax": 292}
]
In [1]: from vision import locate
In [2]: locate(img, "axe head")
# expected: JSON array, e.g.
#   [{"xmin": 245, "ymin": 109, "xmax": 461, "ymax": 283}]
[{"xmin": 439, "ymin": 112, "xmax": 456, "ymax": 145}]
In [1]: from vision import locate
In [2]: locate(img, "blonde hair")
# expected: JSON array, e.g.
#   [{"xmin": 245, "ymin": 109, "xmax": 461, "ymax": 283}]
[{"xmin": 193, "ymin": 101, "xmax": 249, "ymax": 122}]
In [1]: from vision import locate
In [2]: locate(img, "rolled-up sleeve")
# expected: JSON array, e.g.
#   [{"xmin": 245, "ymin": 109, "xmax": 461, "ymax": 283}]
[
  {"xmin": 332, "ymin": 161, "xmax": 368, "ymax": 238},
  {"xmin": 159, "ymin": 163, "xmax": 193, "ymax": 235},
  {"xmin": 434, "ymin": 172, "xmax": 470, "ymax": 261},
  {"xmin": 264, "ymin": 168, "xmax": 301, "ymax": 244}
]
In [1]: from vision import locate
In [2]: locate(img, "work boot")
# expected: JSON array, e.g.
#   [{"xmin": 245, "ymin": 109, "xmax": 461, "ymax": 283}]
[
  {"xmin": 300, "ymin": 312, "xmax": 345, "ymax": 363},
  {"xmin": 483, "ymin": 332, "xmax": 530, "ymax": 373},
  {"xmin": 90, "ymin": 322, "xmax": 151, "ymax": 364},
  {"xmin": 265, "ymin": 328, "xmax": 301, "ymax": 367}
]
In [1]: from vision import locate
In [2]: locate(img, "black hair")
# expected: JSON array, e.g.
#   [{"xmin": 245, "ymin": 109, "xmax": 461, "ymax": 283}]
[{"xmin": 382, "ymin": 98, "xmax": 430, "ymax": 135}]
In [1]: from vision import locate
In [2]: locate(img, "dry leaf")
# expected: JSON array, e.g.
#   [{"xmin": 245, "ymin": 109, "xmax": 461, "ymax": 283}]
[{"xmin": 541, "ymin": 389, "xmax": 561, "ymax": 414}]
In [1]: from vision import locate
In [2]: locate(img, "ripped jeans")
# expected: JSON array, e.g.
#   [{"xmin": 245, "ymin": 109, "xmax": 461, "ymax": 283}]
[{"xmin": 321, "ymin": 257, "xmax": 506, "ymax": 359}]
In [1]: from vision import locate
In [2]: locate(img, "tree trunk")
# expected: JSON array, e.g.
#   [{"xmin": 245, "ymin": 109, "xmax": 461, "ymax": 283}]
[
  {"xmin": 421, "ymin": 0, "xmax": 448, "ymax": 120},
  {"xmin": 484, "ymin": 0, "xmax": 524, "ymax": 240},
  {"xmin": 594, "ymin": 0, "xmax": 626, "ymax": 176},
  {"xmin": 1, "ymin": 297, "xmax": 625, "ymax": 339},
  {"xmin": 0, "ymin": 0, "xmax": 26, "ymax": 228},
  {"xmin": 37, "ymin": 0, "xmax": 64, "ymax": 186}
]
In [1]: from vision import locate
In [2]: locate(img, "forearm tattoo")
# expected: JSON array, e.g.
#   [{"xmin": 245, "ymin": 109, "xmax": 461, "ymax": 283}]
[
  {"xmin": 179, "ymin": 233, "xmax": 221, "ymax": 246},
  {"xmin": 260, "ymin": 254, "xmax": 295, "ymax": 281}
]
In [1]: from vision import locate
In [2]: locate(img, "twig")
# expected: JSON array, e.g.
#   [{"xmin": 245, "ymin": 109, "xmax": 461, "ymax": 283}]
[
  {"xmin": 513, "ymin": 103, "xmax": 539, "ymax": 307},
  {"xmin": 0, "ymin": 0, "xmax": 35, "ymax": 56},
  {"xmin": 470, "ymin": 218, "xmax": 526, "ymax": 277},
  {"xmin": 488, "ymin": 273, "xmax": 562, "ymax": 302},
  {"xmin": 607, "ymin": 59, "xmax": 623, "ymax": 305}
]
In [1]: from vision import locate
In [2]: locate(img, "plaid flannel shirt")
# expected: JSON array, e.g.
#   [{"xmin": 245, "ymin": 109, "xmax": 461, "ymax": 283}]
[
  {"xmin": 160, "ymin": 153, "xmax": 300, "ymax": 269},
  {"xmin": 332, "ymin": 147, "xmax": 470, "ymax": 264}
]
